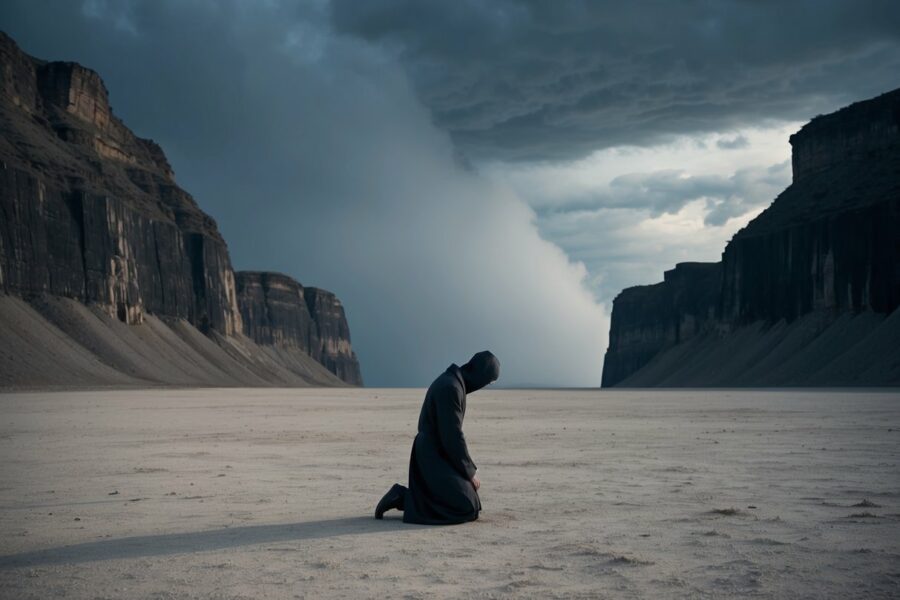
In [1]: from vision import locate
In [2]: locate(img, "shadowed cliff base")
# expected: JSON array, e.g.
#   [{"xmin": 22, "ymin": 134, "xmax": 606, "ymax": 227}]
[
  {"xmin": 603, "ymin": 88, "xmax": 900, "ymax": 388},
  {"xmin": 612, "ymin": 307, "xmax": 900, "ymax": 387},
  {"xmin": 0, "ymin": 294, "xmax": 346, "ymax": 389}
]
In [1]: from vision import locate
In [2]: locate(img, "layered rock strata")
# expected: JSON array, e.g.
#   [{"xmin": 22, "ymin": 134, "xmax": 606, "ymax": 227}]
[
  {"xmin": 602, "ymin": 88, "xmax": 900, "ymax": 387},
  {"xmin": 235, "ymin": 272, "xmax": 363, "ymax": 386}
]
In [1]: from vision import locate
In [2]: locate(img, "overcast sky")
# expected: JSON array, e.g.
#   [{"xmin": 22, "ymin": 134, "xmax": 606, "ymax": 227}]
[{"xmin": 2, "ymin": 1, "xmax": 899, "ymax": 386}]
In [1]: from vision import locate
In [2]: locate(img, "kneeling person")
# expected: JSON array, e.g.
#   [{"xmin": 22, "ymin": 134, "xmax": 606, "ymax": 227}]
[{"xmin": 375, "ymin": 350, "xmax": 500, "ymax": 525}]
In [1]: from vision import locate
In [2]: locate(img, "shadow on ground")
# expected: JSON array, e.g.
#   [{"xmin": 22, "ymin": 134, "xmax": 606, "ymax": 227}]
[{"xmin": 0, "ymin": 515, "xmax": 415, "ymax": 568}]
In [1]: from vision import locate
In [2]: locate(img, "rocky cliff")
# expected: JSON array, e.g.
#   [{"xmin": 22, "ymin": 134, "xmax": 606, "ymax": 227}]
[
  {"xmin": 602, "ymin": 88, "xmax": 900, "ymax": 387},
  {"xmin": 601, "ymin": 262, "xmax": 721, "ymax": 387},
  {"xmin": 235, "ymin": 272, "xmax": 363, "ymax": 385},
  {"xmin": 0, "ymin": 32, "xmax": 362, "ymax": 388}
]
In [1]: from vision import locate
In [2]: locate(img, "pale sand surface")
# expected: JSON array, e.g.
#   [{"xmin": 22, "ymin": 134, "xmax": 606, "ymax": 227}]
[{"xmin": 0, "ymin": 388, "xmax": 898, "ymax": 599}]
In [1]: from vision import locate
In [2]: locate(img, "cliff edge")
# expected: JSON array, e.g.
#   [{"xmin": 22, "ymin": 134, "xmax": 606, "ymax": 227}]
[{"xmin": 602, "ymin": 88, "xmax": 900, "ymax": 387}]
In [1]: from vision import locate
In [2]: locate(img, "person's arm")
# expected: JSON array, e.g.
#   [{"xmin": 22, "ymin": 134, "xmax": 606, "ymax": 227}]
[{"xmin": 434, "ymin": 385, "xmax": 478, "ymax": 480}]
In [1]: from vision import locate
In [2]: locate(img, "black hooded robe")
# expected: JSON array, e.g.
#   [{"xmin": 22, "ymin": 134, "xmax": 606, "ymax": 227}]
[{"xmin": 401, "ymin": 364, "xmax": 482, "ymax": 525}]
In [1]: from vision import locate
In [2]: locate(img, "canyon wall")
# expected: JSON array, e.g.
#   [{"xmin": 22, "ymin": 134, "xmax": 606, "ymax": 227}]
[
  {"xmin": 602, "ymin": 88, "xmax": 900, "ymax": 387},
  {"xmin": 0, "ymin": 32, "xmax": 362, "ymax": 387},
  {"xmin": 235, "ymin": 272, "xmax": 363, "ymax": 386},
  {"xmin": 601, "ymin": 263, "xmax": 721, "ymax": 387}
]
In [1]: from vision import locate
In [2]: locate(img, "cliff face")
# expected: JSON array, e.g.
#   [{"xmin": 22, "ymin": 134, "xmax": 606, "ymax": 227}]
[
  {"xmin": 601, "ymin": 263, "xmax": 721, "ymax": 387},
  {"xmin": 235, "ymin": 272, "xmax": 363, "ymax": 386},
  {"xmin": 790, "ymin": 92, "xmax": 900, "ymax": 184},
  {"xmin": 302, "ymin": 286, "xmax": 363, "ymax": 386},
  {"xmin": 720, "ymin": 93, "xmax": 900, "ymax": 324},
  {"xmin": 602, "ymin": 88, "xmax": 900, "ymax": 387},
  {"xmin": 0, "ymin": 32, "xmax": 241, "ymax": 334},
  {"xmin": 236, "ymin": 272, "xmax": 316, "ymax": 349},
  {"xmin": 0, "ymin": 32, "xmax": 361, "ymax": 387}
]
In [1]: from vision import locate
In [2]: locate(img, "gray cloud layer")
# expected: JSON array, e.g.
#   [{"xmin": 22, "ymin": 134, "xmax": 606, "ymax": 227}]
[
  {"xmin": 534, "ymin": 161, "xmax": 791, "ymax": 226},
  {"xmin": 332, "ymin": 0, "xmax": 900, "ymax": 161}
]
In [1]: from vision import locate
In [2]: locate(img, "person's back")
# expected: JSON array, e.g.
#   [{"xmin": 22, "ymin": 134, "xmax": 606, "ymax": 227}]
[
  {"xmin": 416, "ymin": 370, "xmax": 455, "ymax": 432},
  {"xmin": 374, "ymin": 351, "xmax": 500, "ymax": 525}
]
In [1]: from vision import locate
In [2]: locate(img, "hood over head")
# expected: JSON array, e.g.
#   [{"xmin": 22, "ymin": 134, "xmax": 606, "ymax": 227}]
[{"xmin": 460, "ymin": 350, "xmax": 501, "ymax": 393}]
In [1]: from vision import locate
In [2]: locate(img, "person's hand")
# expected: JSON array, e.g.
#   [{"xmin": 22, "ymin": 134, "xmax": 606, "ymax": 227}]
[{"xmin": 471, "ymin": 474, "xmax": 481, "ymax": 491}]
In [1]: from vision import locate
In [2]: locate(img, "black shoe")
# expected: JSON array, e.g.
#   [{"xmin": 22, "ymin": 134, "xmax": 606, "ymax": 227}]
[{"xmin": 375, "ymin": 484, "xmax": 404, "ymax": 519}]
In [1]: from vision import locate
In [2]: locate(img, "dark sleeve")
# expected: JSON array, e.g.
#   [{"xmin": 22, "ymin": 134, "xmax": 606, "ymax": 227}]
[{"xmin": 434, "ymin": 384, "xmax": 477, "ymax": 480}]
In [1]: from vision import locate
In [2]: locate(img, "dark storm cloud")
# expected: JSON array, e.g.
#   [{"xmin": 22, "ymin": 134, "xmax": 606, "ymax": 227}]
[
  {"xmin": 0, "ymin": 0, "xmax": 609, "ymax": 387},
  {"xmin": 331, "ymin": 0, "xmax": 900, "ymax": 161}
]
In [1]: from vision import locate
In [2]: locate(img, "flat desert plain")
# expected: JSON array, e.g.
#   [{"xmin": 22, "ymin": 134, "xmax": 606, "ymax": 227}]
[{"xmin": 0, "ymin": 388, "xmax": 898, "ymax": 599}]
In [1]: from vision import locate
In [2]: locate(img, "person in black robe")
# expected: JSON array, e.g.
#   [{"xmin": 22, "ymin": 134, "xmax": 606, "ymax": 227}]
[{"xmin": 374, "ymin": 350, "xmax": 500, "ymax": 525}]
